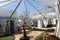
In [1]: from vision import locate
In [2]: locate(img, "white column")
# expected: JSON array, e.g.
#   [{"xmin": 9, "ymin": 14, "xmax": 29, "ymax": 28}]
[
  {"xmin": 55, "ymin": 0, "xmax": 60, "ymax": 38},
  {"xmin": 37, "ymin": 20, "xmax": 42, "ymax": 28},
  {"xmin": 52, "ymin": 19, "xmax": 56, "ymax": 25}
]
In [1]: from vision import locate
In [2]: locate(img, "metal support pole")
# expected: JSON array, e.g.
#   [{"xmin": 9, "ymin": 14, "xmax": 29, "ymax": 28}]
[{"xmin": 9, "ymin": 0, "xmax": 22, "ymax": 19}]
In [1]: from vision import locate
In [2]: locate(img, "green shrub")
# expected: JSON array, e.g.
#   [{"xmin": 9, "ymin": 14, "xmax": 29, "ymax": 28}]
[
  {"xmin": 0, "ymin": 36, "xmax": 12, "ymax": 40},
  {"xmin": 39, "ymin": 33, "xmax": 44, "ymax": 40}
]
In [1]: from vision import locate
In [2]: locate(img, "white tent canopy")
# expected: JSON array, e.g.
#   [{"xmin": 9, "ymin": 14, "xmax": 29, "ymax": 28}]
[
  {"xmin": 32, "ymin": 6, "xmax": 56, "ymax": 19},
  {"xmin": 0, "ymin": 0, "xmax": 10, "ymax": 2},
  {"xmin": 0, "ymin": 8, "xmax": 17, "ymax": 18},
  {"xmin": 34, "ymin": 0, "xmax": 60, "ymax": 38},
  {"xmin": 34, "ymin": 0, "xmax": 57, "ymax": 6},
  {"xmin": 0, "ymin": 0, "xmax": 15, "ymax": 7},
  {"xmin": 32, "ymin": 12, "xmax": 56, "ymax": 20}
]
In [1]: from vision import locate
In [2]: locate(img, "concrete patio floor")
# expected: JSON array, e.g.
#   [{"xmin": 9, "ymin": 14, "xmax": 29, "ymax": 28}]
[{"xmin": 13, "ymin": 31, "xmax": 44, "ymax": 40}]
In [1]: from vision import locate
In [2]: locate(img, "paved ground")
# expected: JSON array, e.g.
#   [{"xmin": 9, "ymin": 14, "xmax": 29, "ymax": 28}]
[{"xmin": 13, "ymin": 31, "xmax": 44, "ymax": 40}]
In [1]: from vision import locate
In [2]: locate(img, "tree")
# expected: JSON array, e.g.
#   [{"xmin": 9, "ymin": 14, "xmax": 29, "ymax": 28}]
[{"xmin": 19, "ymin": 11, "xmax": 32, "ymax": 37}]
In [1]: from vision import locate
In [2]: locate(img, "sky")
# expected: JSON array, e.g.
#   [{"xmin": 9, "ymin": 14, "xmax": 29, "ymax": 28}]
[{"xmin": 1, "ymin": 0, "xmax": 46, "ymax": 14}]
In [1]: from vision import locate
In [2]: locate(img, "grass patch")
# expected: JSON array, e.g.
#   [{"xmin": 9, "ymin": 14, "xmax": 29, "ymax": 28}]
[
  {"xmin": 39, "ymin": 33, "xmax": 44, "ymax": 40},
  {"xmin": 0, "ymin": 36, "xmax": 12, "ymax": 40}
]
